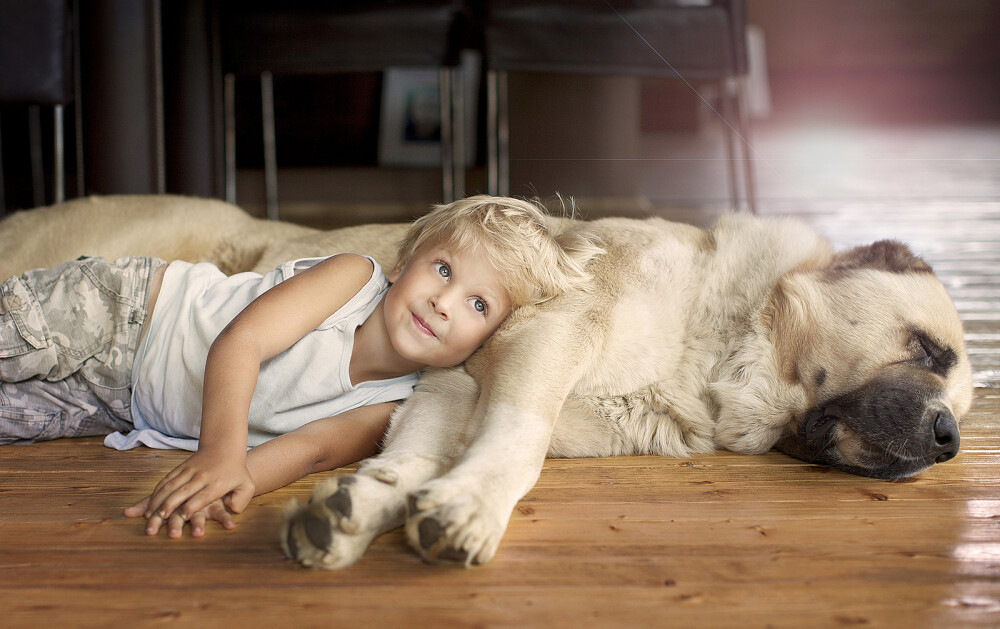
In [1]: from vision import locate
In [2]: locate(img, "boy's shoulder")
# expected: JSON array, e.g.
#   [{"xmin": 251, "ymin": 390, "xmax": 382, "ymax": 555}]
[
  {"xmin": 327, "ymin": 253, "xmax": 375, "ymax": 275},
  {"xmin": 284, "ymin": 254, "xmax": 381, "ymax": 310},
  {"xmin": 300, "ymin": 253, "xmax": 376, "ymax": 281}
]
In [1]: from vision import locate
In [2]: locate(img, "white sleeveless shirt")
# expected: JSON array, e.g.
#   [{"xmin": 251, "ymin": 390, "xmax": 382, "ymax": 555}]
[{"xmin": 104, "ymin": 256, "xmax": 418, "ymax": 451}]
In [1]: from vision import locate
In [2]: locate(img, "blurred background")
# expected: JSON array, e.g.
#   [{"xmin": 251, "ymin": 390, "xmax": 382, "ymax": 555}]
[{"xmin": 1, "ymin": 0, "xmax": 998, "ymax": 227}]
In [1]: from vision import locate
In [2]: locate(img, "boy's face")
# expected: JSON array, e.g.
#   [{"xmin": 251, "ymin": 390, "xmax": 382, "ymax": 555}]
[{"xmin": 384, "ymin": 240, "xmax": 513, "ymax": 368}]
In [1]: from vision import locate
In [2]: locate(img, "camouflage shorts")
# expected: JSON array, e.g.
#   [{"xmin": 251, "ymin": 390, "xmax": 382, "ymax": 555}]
[{"xmin": 0, "ymin": 256, "xmax": 163, "ymax": 444}]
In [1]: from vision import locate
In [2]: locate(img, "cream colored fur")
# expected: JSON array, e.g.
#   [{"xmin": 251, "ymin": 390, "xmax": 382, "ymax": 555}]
[{"xmin": 0, "ymin": 195, "xmax": 972, "ymax": 568}]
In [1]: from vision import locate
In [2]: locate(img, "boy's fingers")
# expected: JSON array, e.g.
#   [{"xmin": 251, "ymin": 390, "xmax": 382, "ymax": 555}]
[
  {"xmin": 146, "ymin": 470, "xmax": 193, "ymax": 517},
  {"xmin": 156, "ymin": 478, "xmax": 213, "ymax": 520},
  {"xmin": 177, "ymin": 483, "xmax": 230, "ymax": 520},
  {"xmin": 213, "ymin": 506, "xmax": 236, "ymax": 530},
  {"xmin": 124, "ymin": 496, "xmax": 150, "ymax": 518},
  {"xmin": 227, "ymin": 485, "xmax": 254, "ymax": 514},
  {"xmin": 190, "ymin": 512, "xmax": 207, "ymax": 538},
  {"xmin": 145, "ymin": 513, "xmax": 165, "ymax": 536},
  {"xmin": 167, "ymin": 513, "xmax": 186, "ymax": 539}
]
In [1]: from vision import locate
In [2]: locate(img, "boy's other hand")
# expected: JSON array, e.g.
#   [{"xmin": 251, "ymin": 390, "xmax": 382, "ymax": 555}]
[
  {"xmin": 142, "ymin": 451, "xmax": 256, "ymax": 524},
  {"xmin": 125, "ymin": 496, "xmax": 236, "ymax": 538}
]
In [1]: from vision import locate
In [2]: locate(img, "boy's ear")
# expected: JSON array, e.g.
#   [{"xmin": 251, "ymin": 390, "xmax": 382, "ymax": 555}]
[{"xmin": 387, "ymin": 262, "xmax": 404, "ymax": 283}]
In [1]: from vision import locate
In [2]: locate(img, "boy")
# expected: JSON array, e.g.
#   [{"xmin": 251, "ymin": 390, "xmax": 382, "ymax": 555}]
[{"xmin": 0, "ymin": 196, "xmax": 598, "ymax": 538}]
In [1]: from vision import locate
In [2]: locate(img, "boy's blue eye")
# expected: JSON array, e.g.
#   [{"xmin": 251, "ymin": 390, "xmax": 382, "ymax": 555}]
[
  {"xmin": 472, "ymin": 298, "xmax": 487, "ymax": 314},
  {"xmin": 436, "ymin": 262, "xmax": 450, "ymax": 278}
]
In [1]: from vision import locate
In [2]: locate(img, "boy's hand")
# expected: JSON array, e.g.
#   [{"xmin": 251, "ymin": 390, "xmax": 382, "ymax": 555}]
[
  {"xmin": 126, "ymin": 496, "xmax": 236, "ymax": 538},
  {"xmin": 141, "ymin": 451, "xmax": 256, "ymax": 524}
]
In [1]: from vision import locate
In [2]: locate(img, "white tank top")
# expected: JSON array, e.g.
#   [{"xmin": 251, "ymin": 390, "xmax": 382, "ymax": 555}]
[{"xmin": 104, "ymin": 256, "xmax": 418, "ymax": 451}]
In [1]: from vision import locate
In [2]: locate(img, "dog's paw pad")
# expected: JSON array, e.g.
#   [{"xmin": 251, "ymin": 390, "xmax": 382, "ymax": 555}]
[
  {"xmin": 405, "ymin": 484, "xmax": 502, "ymax": 566},
  {"xmin": 281, "ymin": 510, "xmax": 328, "ymax": 567},
  {"xmin": 417, "ymin": 515, "xmax": 444, "ymax": 550},
  {"xmin": 279, "ymin": 475, "xmax": 379, "ymax": 569},
  {"xmin": 324, "ymin": 486, "xmax": 352, "ymax": 519},
  {"xmin": 303, "ymin": 513, "xmax": 333, "ymax": 550}
]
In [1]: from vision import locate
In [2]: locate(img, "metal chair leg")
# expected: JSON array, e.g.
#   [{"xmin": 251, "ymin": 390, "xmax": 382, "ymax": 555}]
[
  {"xmin": 486, "ymin": 69, "xmax": 511, "ymax": 197},
  {"xmin": 735, "ymin": 75, "xmax": 757, "ymax": 214},
  {"xmin": 261, "ymin": 71, "xmax": 278, "ymax": 220},
  {"xmin": 54, "ymin": 105, "xmax": 65, "ymax": 203},
  {"xmin": 0, "ymin": 104, "xmax": 67, "ymax": 213},
  {"xmin": 487, "ymin": 70, "xmax": 498, "ymax": 196},
  {"xmin": 720, "ymin": 79, "xmax": 740, "ymax": 212},
  {"xmin": 497, "ymin": 70, "xmax": 510, "ymax": 197},
  {"xmin": 450, "ymin": 66, "xmax": 465, "ymax": 200},
  {"xmin": 224, "ymin": 72, "xmax": 236, "ymax": 204},
  {"xmin": 72, "ymin": 0, "xmax": 84, "ymax": 197},
  {"xmin": 439, "ymin": 68, "xmax": 454, "ymax": 203}
]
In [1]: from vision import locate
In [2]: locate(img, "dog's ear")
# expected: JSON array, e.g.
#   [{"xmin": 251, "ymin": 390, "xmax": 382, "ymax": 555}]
[
  {"xmin": 763, "ymin": 276, "xmax": 815, "ymax": 384},
  {"xmin": 827, "ymin": 240, "xmax": 932, "ymax": 276}
]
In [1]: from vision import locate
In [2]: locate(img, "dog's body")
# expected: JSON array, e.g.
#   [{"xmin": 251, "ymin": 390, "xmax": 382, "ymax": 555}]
[{"xmin": 0, "ymin": 195, "xmax": 973, "ymax": 568}]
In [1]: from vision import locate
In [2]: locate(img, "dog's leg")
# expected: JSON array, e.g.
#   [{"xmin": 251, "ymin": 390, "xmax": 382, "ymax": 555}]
[
  {"xmin": 281, "ymin": 368, "xmax": 479, "ymax": 569},
  {"xmin": 404, "ymin": 304, "xmax": 599, "ymax": 566}
]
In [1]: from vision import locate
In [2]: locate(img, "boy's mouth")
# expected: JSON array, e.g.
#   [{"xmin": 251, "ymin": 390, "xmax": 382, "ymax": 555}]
[{"xmin": 412, "ymin": 313, "xmax": 436, "ymax": 338}]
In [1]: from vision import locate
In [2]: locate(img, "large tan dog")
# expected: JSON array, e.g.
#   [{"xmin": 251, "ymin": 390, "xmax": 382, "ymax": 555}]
[{"xmin": 0, "ymin": 195, "xmax": 973, "ymax": 568}]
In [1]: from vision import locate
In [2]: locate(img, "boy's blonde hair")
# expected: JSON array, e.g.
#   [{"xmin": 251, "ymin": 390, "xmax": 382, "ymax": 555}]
[{"xmin": 394, "ymin": 195, "xmax": 602, "ymax": 307}]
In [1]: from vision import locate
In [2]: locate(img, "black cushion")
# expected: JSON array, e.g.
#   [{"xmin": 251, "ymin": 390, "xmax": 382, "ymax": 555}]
[
  {"xmin": 485, "ymin": 0, "xmax": 745, "ymax": 79},
  {"xmin": 218, "ymin": 0, "xmax": 471, "ymax": 75},
  {"xmin": 0, "ymin": 0, "xmax": 73, "ymax": 104}
]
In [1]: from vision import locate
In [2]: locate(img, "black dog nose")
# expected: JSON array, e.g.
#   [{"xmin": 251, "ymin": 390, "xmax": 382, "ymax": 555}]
[{"xmin": 932, "ymin": 411, "xmax": 960, "ymax": 463}]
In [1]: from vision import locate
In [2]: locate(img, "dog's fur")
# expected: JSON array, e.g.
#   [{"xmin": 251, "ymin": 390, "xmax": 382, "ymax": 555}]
[{"xmin": 0, "ymin": 195, "xmax": 973, "ymax": 568}]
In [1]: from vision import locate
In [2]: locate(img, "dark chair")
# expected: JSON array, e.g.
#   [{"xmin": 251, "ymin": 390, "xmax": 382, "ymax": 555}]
[
  {"xmin": 215, "ymin": 0, "xmax": 473, "ymax": 219},
  {"xmin": 483, "ymin": 0, "xmax": 756, "ymax": 211},
  {"xmin": 0, "ymin": 0, "xmax": 81, "ymax": 215}
]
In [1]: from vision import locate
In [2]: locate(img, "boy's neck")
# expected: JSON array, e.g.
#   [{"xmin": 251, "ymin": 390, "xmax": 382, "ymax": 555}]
[{"xmin": 349, "ymin": 299, "xmax": 425, "ymax": 386}]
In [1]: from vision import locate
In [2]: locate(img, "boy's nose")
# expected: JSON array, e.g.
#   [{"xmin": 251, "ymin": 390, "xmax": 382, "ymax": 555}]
[{"xmin": 429, "ymin": 294, "xmax": 450, "ymax": 319}]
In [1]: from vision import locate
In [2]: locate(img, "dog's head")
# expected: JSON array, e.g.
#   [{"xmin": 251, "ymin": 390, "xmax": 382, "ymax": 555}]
[{"xmin": 768, "ymin": 240, "xmax": 973, "ymax": 479}]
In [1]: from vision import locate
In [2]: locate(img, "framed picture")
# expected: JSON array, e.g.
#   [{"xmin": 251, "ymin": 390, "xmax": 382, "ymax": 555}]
[{"xmin": 378, "ymin": 51, "xmax": 479, "ymax": 168}]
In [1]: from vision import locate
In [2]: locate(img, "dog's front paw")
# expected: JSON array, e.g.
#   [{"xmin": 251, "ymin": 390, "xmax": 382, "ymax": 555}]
[
  {"xmin": 404, "ymin": 479, "xmax": 507, "ymax": 566},
  {"xmin": 281, "ymin": 476, "xmax": 375, "ymax": 569}
]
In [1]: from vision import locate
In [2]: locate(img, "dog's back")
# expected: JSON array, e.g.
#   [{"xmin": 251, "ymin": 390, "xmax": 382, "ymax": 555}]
[{"xmin": 0, "ymin": 195, "xmax": 315, "ymax": 279}]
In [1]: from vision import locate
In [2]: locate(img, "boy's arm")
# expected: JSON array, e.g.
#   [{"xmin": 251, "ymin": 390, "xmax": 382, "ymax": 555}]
[
  {"xmin": 142, "ymin": 254, "xmax": 376, "ymax": 523},
  {"xmin": 126, "ymin": 402, "xmax": 397, "ymax": 537},
  {"xmin": 246, "ymin": 400, "xmax": 395, "ymax": 494}
]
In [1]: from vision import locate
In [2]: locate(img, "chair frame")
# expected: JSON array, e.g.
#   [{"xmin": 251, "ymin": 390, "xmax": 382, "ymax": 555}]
[{"xmin": 484, "ymin": 0, "xmax": 757, "ymax": 213}]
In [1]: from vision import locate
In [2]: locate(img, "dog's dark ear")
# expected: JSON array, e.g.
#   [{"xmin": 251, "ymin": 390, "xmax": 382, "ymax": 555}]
[{"xmin": 827, "ymin": 240, "xmax": 932, "ymax": 276}]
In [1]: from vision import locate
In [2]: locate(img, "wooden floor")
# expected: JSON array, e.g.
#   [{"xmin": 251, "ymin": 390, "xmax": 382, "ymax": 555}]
[{"xmin": 4, "ymin": 124, "xmax": 1000, "ymax": 627}]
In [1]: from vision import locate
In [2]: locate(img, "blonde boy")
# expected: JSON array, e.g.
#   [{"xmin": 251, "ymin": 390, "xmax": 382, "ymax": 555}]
[{"xmin": 0, "ymin": 196, "xmax": 596, "ymax": 537}]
